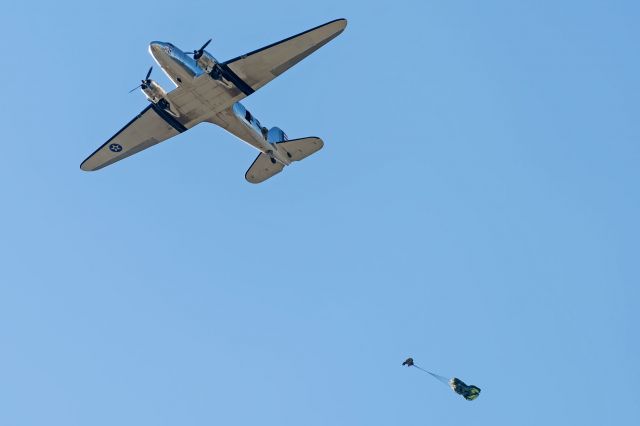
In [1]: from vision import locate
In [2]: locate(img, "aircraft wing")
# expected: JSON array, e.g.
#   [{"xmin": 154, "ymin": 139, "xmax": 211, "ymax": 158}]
[
  {"xmin": 80, "ymin": 104, "xmax": 188, "ymax": 171},
  {"xmin": 221, "ymin": 18, "xmax": 347, "ymax": 94}
]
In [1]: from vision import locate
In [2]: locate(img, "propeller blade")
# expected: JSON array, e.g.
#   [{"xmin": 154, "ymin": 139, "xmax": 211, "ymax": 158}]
[
  {"xmin": 200, "ymin": 38, "xmax": 212, "ymax": 51},
  {"xmin": 192, "ymin": 39, "xmax": 212, "ymax": 60},
  {"xmin": 129, "ymin": 66, "xmax": 153, "ymax": 93}
]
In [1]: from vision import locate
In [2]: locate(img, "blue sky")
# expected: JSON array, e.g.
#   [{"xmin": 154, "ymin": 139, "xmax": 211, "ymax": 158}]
[{"xmin": 1, "ymin": 1, "xmax": 638, "ymax": 425}]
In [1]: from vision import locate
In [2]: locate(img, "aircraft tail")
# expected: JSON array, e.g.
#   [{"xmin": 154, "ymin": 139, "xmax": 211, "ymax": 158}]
[{"xmin": 245, "ymin": 137, "xmax": 324, "ymax": 184}]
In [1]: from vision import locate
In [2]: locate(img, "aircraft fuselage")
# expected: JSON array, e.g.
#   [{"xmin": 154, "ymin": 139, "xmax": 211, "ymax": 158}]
[{"xmin": 148, "ymin": 41, "xmax": 291, "ymax": 164}]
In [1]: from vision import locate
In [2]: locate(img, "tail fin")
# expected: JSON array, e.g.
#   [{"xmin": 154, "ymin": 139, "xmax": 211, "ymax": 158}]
[{"xmin": 245, "ymin": 137, "xmax": 323, "ymax": 184}]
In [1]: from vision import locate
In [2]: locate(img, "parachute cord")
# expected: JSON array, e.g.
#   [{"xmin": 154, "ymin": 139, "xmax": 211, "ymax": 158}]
[{"xmin": 413, "ymin": 365, "xmax": 449, "ymax": 386}]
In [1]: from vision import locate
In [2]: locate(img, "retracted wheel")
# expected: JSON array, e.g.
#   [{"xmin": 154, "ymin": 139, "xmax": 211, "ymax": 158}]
[{"xmin": 270, "ymin": 157, "xmax": 277, "ymax": 164}]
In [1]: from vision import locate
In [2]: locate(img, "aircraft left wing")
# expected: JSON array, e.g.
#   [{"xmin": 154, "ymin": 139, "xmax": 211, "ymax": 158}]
[
  {"xmin": 221, "ymin": 18, "xmax": 347, "ymax": 94},
  {"xmin": 80, "ymin": 104, "xmax": 188, "ymax": 171}
]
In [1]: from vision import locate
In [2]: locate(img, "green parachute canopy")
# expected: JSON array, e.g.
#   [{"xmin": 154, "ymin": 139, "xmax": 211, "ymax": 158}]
[
  {"xmin": 449, "ymin": 377, "xmax": 481, "ymax": 401},
  {"xmin": 402, "ymin": 357, "xmax": 481, "ymax": 401}
]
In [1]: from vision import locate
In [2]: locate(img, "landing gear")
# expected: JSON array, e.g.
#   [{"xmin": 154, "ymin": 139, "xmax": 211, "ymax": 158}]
[
  {"xmin": 210, "ymin": 66, "xmax": 233, "ymax": 89},
  {"xmin": 210, "ymin": 67, "xmax": 222, "ymax": 80},
  {"xmin": 157, "ymin": 98, "xmax": 170, "ymax": 110},
  {"xmin": 155, "ymin": 98, "xmax": 180, "ymax": 118}
]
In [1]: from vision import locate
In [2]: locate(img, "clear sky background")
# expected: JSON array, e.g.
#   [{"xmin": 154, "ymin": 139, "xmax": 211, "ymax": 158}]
[{"xmin": 1, "ymin": 1, "xmax": 638, "ymax": 425}]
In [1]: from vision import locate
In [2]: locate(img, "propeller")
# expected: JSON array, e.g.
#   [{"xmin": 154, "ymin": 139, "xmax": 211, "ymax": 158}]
[
  {"xmin": 128, "ymin": 66, "xmax": 153, "ymax": 93},
  {"xmin": 186, "ymin": 39, "xmax": 212, "ymax": 61}
]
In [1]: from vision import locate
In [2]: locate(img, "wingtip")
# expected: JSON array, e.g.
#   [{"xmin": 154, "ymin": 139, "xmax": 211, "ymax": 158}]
[
  {"xmin": 322, "ymin": 18, "xmax": 347, "ymax": 32},
  {"xmin": 80, "ymin": 160, "xmax": 98, "ymax": 172},
  {"xmin": 334, "ymin": 18, "xmax": 348, "ymax": 31},
  {"xmin": 79, "ymin": 160, "xmax": 93, "ymax": 172}
]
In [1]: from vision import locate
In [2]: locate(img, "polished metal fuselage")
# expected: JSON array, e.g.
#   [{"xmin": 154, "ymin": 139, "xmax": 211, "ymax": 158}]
[
  {"xmin": 149, "ymin": 42, "xmax": 203, "ymax": 84},
  {"xmin": 147, "ymin": 41, "xmax": 291, "ymax": 165}
]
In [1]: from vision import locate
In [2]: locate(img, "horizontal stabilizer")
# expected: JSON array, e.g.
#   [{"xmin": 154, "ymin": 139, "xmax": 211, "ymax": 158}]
[
  {"xmin": 276, "ymin": 137, "xmax": 324, "ymax": 161},
  {"xmin": 245, "ymin": 153, "xmax": 285, "ymax": 184},
  {"xmin": 245, "ymin": 137, "xmax": 324, "ymax": 184}
]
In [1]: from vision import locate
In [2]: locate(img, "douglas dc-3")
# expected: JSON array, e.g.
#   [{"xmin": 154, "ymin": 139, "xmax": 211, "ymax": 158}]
[{"xmin": 80, "ymin": 19, "xmax": 347, "ymax": 183}]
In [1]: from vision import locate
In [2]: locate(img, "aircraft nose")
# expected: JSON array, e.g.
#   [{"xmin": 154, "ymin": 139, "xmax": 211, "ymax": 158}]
[{"xmin": 149, "ymin": 41, "xmax": 167, "ymax": 56}]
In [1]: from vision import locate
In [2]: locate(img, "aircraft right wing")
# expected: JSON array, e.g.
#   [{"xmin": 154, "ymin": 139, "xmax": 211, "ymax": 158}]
[{"xmin": 221, "ymin": 19, "xmax": 347, "ymax": 94}]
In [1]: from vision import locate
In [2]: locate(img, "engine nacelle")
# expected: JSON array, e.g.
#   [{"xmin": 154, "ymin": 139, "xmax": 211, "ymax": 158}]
[
  {"xmin": 196, "ymin": 51, "xmax": 218, "ymax": 73},
  {"xmin": 142, "ymin": 80, "xmax": 167, "ymax": 103},
  {"xmin": 267, "ymin": 126, "xmax": 288, "ymax": 143},
  {"xmin": 142, "ymin": 80, "xmax": 180, "ymax": 117},
  {"xmin": 198, "ymin": 51, "xmax": 233, "ymax": 89}
]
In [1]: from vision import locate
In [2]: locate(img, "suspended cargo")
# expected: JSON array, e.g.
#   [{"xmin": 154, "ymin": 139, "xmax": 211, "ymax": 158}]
[{"xmin": 402, "ymin": 356, "xmax": 481, "ymax": 401}]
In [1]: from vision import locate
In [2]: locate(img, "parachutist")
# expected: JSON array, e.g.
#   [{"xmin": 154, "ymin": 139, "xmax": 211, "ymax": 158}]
[
  {"xmin": 402, "ymin": 357, "xmax": 414, "ymax": 367},
  {"xmin": 402, "ymin": 357, "xmax": 481, "ymax": 401}
]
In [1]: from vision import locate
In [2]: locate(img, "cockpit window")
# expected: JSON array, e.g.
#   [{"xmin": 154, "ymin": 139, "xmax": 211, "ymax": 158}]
[{"xmin": 245, "ymin": 110, "xmax": 252, "ymax": 122}]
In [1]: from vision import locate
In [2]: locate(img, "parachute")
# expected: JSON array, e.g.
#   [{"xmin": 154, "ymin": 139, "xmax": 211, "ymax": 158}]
[
  {"xmin": 402, "ymin": 357, "xmax": 481, "ymax": 401},
  {"xmin": 449, "ymin": 377, "xmax": 481, "ymax": 401}
]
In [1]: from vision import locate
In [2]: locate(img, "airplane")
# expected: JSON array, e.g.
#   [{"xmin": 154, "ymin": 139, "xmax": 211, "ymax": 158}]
[{"xmin": 80, "ymin": 19, "xmax": 347, "ymax": 183}]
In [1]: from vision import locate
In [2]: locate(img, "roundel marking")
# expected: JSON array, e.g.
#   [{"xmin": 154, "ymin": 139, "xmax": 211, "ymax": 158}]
[{"xmin": 109, "ymin": 143, "xmax": 123, "ymax": 153}]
